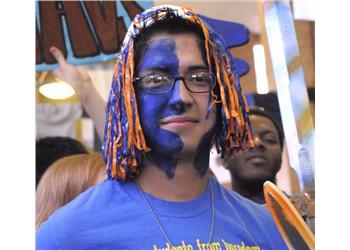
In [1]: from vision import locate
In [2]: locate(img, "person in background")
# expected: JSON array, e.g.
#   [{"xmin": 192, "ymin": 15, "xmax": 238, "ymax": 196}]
[
  {"xmin": 36, "ymin": 136, "xmax": 89, "ymax": 187},
  {"xmin": 224, "ymin": 107, "xmax": 284, "ymax": 204},
  {"xmin": 36, "ymin": 5, "xmax": 287, "ymax": 249},
  {"xmin": 36, "ymin": 153, "xmax": 105, "ymax": 229},
  {"xmin": 49, "ymin": 47, "xmax": 106, "ymax": 141}
]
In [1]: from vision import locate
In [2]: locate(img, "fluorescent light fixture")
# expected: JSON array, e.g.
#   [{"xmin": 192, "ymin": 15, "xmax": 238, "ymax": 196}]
[
  {"xmin": 253, "ymin": 44, "xmax": 269, "ymax": 94},
  {"xmin": 38, "ymin": 81, "xmax": 75, "ymax": 100}
]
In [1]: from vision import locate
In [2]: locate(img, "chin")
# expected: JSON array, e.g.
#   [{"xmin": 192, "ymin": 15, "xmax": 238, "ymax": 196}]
[
  {"xmin": 179, "ymin": 141, "xmax": 201, "ymax": 154},
  {"xmin": 249, "ymin": 174, "xmax": 275, "ymax": 183},
  {"xmin": 146, "ymin": 129, "xmax": 184, "ymax": 154},
  {"xmin": 156, "ymin": 143, "xmax": 183, "ymax": 155}
]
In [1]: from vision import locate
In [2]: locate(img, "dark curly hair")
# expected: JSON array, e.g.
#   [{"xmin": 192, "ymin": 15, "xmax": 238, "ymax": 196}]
[{"xmin": 36, "ymin": 136, "xmax": 88, "ymax": 187}]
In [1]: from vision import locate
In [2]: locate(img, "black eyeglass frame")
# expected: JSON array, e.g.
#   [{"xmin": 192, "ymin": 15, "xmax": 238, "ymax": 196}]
[{"xmin": 133, "ymin": 73, "xmax": 216, "ymax": 95}]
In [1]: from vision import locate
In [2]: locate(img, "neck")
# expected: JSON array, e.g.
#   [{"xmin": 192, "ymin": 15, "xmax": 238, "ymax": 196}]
[
  {"xmin": 136, "ymin": 158, "xmax": 210, "ymax": 201},
  {"xmin": 231, "ymin": 179, "xmax": 266, "ymax": 204}
]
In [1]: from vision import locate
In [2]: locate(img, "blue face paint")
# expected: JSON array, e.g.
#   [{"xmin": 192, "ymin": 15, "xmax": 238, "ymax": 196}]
[
  {"xmin": 136, "ymin": 38, "xmax": 216, "ymax": 179},
  {"xmin": 138, "ymin": 39, "xmax": 179, "ymax": 76},
  {"xmin": 136, "ymin": 39, "xmax": 185, "ymax": 178},
  {"xmin": 193, "ymin": 126, "xmax": 217, "ymax": 176}
]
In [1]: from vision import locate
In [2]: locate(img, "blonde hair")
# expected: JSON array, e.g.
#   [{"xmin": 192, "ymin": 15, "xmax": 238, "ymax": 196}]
[{"xmin": 36, "ymin": 153, "xmax": 105, "ymax": 229}]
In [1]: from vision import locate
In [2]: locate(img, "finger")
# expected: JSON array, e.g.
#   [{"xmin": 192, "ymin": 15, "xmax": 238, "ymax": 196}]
[
  {"xmin": 49, "ymin": 46, "xmax": 67, "ymax": 66},
  {"xmin": 77, "ymin": 66, "xmax": 89, "ymax": 77},
  {"xmin": 52, "ymin": 68, "xmax": 63, "ymax": 80}
]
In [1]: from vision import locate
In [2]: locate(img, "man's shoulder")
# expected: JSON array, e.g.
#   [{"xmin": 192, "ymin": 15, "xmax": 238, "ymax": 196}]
[
  {"xmin": 214, "ymin": 181, "xmax": 287, "ymax": 249},
  {"xmin": 218, "ymin": 184, "xmax": 266, "ymax": 209},
  {"xmin": 60, "ymin": 180, "xmax": 134, "ymax": 216},
  {"xmin": 215, "ymin": 181, "xmax": 274, "ymax": 223},
  {"xmin": 36, "ymin": 180, "xmax": 137, "ymax": 249},
  {"xmin": 61, "ymin": 180, "xmax": 128, "ymax": 211}
]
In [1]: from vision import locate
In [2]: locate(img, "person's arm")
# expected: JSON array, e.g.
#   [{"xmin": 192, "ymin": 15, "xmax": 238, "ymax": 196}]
[{"xmin": 49, "ymin": 47, "xmax": 106, "ymax": 141}]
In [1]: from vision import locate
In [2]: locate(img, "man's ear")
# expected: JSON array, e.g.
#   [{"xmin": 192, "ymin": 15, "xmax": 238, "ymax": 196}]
[
  {"xmin": 223, "ymin": 158, "xmax": 231, "ymax": 170},
  {"xmin": 214, "ymin": 154, "xmax": 230, "ymax": 169},
  {"xmin": 222, "ymin": 161, "xmax": 229, "ymax": 169}
]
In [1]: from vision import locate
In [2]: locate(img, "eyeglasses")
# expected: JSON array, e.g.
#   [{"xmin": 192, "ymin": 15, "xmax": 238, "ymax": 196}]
[{"xmin": 133, "ymin": 71, "xmax": 216, "ymax": 95}]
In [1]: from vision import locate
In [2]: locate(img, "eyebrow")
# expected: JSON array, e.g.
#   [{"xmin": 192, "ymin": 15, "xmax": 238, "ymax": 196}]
[
  {"xmin": 138, "ymin": 67, "xmax": 170, "ymax": 76},
  {"xmin": 259, "ymin": 131, "xmax": 278, "ymax": 138},
  {"xmin": 138, "ymin": 65, "xmax": 209, "ymax": 76},
  {"xmin": 187, "ymin": 65, "xmax": 209, "ymax": 72}
]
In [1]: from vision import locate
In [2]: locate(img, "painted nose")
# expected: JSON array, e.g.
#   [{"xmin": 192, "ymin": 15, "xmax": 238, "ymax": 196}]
[{"xmin": 169, "ymin": 79, "xmax": 194, "ymax": 111}]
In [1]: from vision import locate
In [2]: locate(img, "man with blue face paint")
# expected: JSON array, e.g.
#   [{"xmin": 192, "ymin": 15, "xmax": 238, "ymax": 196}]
[
  {"xmin": 36, "ymin": 5, "xmax": 288, "ymax": 249},
  {"xmin": 134, "ymin": 32, "xmax": 218, "ymax": 180}
]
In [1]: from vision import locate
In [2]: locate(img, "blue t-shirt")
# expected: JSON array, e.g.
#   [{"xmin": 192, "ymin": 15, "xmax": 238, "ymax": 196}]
[{"xmin": 36, "ymin": 176, "xmax": 287, "ymax": 250}]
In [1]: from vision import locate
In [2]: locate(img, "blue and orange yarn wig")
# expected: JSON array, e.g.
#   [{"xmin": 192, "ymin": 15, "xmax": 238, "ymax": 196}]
[{"xmin": 102, "ymin": 5, "xmax": 254, "ymax": 181}]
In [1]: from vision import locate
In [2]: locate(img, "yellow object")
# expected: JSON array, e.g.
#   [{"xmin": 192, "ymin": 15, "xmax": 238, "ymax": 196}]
[{"xmin": 264, "ymin": 181, "xmax": 315, "ymax": 250}]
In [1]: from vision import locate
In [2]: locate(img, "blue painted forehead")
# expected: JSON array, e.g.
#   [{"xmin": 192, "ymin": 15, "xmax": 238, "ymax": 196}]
[{"xmin": 137, "ymin": 39, "xmax": 179, "ymax": 75}]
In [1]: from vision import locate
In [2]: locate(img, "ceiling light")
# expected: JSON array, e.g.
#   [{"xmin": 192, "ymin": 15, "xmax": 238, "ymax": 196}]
[
  {"xmin": 253, "ymin": 44, "xmax": 269, "ymax": 94},
  {"xmin": 38, "ymin": 81, "xmax": 75, "ymax": 100}
]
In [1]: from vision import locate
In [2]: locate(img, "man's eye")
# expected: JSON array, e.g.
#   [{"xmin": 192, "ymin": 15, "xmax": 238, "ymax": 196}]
[
  {"xmin": 263, "ymin": 138, "xmax": 277, "ymax": 144},
  {"xmin": 193, "ymin": 75, "xmax": 205, "ymax": 81},
  {"xmin": 143, "ymin": 74, "xmax": 170, "ymax": 87},
  {"xmin": 150, "ymin": 76, "xmax": 163, "ymax": 83},
  {"xmin": 190, "ymin": 73, "xmax": 209, "ymax": 83}
]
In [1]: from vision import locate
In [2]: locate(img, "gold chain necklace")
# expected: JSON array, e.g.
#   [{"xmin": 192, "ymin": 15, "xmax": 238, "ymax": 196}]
[{"xmin": 135, "ymin": 178, "xmax": 215, "ymax": 248}]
